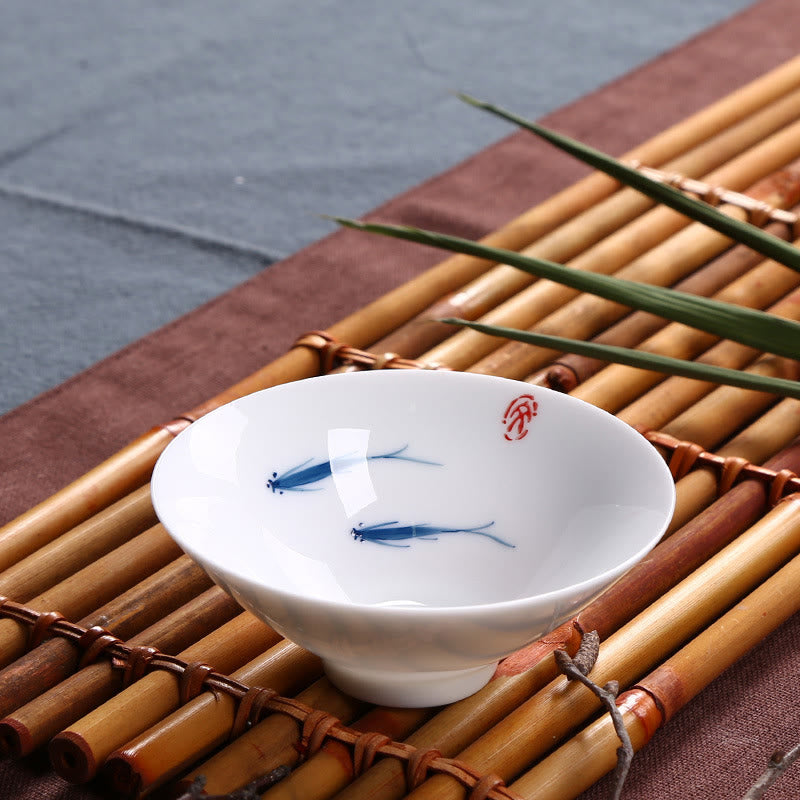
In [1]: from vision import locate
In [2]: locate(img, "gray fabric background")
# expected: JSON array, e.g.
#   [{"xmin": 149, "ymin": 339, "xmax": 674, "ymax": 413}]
[{"xmin": 1, "ymin": 1, "xmax": 753, "ymax": 415}]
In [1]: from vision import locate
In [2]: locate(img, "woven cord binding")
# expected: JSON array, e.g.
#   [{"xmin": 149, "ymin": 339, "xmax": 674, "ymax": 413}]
[
  {"xmin": 641, "ymin": 429, "xmax": 800, "ymax": 505},
  {"xmin": 293, "ymin": 330, "xmax": 449, "ymax": 374},
  {"xmin": 629, "ymin": 163, "xmax": 800, "ymax": 231},
  {"xmin": 0, "ymin": 597, "xmax": 523, "ymax": 799}
]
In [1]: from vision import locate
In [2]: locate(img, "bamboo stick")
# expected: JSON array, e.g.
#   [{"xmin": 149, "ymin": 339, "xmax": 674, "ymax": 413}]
[
  {"xmin": 370, "ymin": 86, "xmax": 800, "ymax": 361},
  {"xmin": 399, "ymin": 496, "xmax": 800, "ymax": 800},
  {"xmin": 0, "ymin": 484, "xmax": 155, "ymax": 582},
  {"xmin": 527, "ymin": 219, "xmax": 792, "ymax": 391},
  {"xmin": 261, "ymin": 706, "xmax": 434, "ymax": 800},
  {"xmin": 331, "ymin": 439, "xmax": 800, "ymax": 800},
  {"xmin": 0, "ymin": 523, "xmax": 181, "ymax": 670},
  {"xmin": 512, "ymin": 535, "xmax": 800, "ymax": 800},
  {"xmin": 0, "ymin": 424, "xmax": 183, "ymax": 576},
  {"xmin": 179, "ymin": 678, "xmax": 368, "ymax": 797},
  {"xmin": 0, "ymin": 586, "xmax": 241, "ymax": 758},
  {"xmin": 102, "ymin": 640, "xmax": 323, "ymax": 797},
  {"xmin": 5, "ymin": 57, "xmax": 800, "ymax": 566},
  {"xmin": 426, "ymin": 137, "xmax": 800, "ymax": 374},
  {"xmin": 0, "ymin": 554, "xmax": 214, "ymax": 721},
  {"xmin": 48, "ymin": 612, "xmax": 280, "ymax": 784}
]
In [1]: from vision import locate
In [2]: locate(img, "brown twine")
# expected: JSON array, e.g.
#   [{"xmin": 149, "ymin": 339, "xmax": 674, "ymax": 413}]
[
  {"xmin": 179, "ymin": 662, "xmax": 215, "ymax": 704},
  {"xmin": 297, "ymin": 709, "xmax": 342, "ymax": 760},
  {"xmin": 293, "ymin": 330, "xmax": 449, "ymax": 374},
  {"xmin": 230, "ymin": 686, "xmax": 278, "ymax": 740},
  {"xmin": 27, "ymin": 610, "xmax": 66, "ymax": 649},
  {"xmin": 352, "ymin": 731, "xmax": 391, "ymax": 775},
  {"xmin": 641, "ymin": 429, "xmax": 800, "ymax": 505},
  {"xmin": 76, "ymin": 626, "xmax": 122, "ymax": 669},
  {"xmin": 0, "ymin": 597, "xmax": 523, "ymax": 800},
  {"xmin": 406, "ymin": 747, "xmax": 443, "ymax": 790},
  {"xmin": 119, "ymin": 645, "xmax": 158, "ymax": 688}
]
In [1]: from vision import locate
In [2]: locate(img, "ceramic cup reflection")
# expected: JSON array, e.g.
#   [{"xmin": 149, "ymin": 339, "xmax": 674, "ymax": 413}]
[{"xmin": 151, "ymin": 371, "xmax": 675, "ymax": 707}]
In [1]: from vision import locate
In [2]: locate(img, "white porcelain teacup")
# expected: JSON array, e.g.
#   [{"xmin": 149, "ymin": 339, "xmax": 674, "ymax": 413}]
[{"xmin": 151, "ymin": 370, "xmax": 675, "ymax": 707}]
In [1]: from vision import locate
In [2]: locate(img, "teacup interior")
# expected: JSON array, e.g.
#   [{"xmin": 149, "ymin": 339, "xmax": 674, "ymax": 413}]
[{"xmin": 155, "ymin": 372, "xmax": 674, "ymax": 609}]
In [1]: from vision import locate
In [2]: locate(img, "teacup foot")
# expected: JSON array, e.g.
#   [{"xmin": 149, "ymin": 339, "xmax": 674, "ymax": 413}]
[{"xmin": 323, "ymin": 660, "xmax": 497, "ymax": 708}]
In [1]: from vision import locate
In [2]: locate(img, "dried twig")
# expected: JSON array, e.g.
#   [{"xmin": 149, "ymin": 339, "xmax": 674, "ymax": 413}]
[
  {"xmin": 554, "ymin": 630, "xmax": 634, "ymax": 800},
  {"xmin": 176, "ymin": 766, "xmax": 291, "ymax": 800},
  {"xmin": 742, "ymin": 741, "xmax": 800, "ymax": 799}
]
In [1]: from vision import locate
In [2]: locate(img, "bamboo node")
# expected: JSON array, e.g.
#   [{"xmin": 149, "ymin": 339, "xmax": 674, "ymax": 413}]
[{"xmin": 352, "ymin": 731, "xmax": 392, "ymax": 775}]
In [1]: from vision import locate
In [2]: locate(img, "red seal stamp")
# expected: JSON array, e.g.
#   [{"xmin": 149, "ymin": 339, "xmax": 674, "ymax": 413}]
[{"xmin": 502, "ymin": 394, "xmax": 538, "ymax": 441}]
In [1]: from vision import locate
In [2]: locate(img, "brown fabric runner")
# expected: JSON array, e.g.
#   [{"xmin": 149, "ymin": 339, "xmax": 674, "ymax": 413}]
[{"xmin": 2, "ymin": 1, "xmax": 800, "ymax": 797}]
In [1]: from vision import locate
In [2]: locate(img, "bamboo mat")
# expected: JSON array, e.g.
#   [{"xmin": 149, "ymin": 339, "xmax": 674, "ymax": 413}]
[{"xmin": 3, "ymin": 2, "xmax": 800, "ymax": 798}]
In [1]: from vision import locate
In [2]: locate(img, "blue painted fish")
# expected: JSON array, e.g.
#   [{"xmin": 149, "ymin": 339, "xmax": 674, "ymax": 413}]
[
  {"xmin": 267, "ymin": 446, "xmax": 440, "ymax": 494},
  {"xmin": 350, "ymin": 520, "xmax": 514, "ymax": 548}
]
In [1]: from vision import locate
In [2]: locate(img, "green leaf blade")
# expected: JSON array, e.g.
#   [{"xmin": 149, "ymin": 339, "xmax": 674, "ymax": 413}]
[
  {"xmin": 456, "ymin": 92, "xmax": 800, "ymax": 274},
  {"xmin": 443, "ymin": 318, "xmax": 800, "ymax": 400},
  {"xmin": 332, "ymin": 216, "xmax": 800, "ymax": 361}
]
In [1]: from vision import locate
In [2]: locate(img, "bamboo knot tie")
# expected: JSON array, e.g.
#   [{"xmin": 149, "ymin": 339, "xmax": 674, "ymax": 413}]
[
  {"xmin": 293, "ymin": 330, "xmax": 449, "ymax": 374},
  {"xmin": 230, "ymin": 686, "xmax": 278, "ymax": 739},
  {"xmin": 297, "ymin": 708, "xmax": 343, "ymax": 760},
  {"xmin": 0, "ymin": 598, "xmax": 564, "ymax": 799},
  {"xmin": 469, "ymin": 774, "xmax": 510, "ymax": 800},
  {"xmin": 406, "ymin": 747, "xmax": 444, "ymax": 789},
  {"xmin": 769, "ymin": 469, "xmax": 799, "ymax": 507},
  {"xmin": 352, "ymin": 731, "xmax": 392, "ymax": 775},
  {"xmin": 76, "ymin": 626, "xmax": 122, "ymax": 669},
  {"xmin": 28, "ymin": 610, "xmax": 66, "ymax": 649},
  {"xmin": 627, "ymin": 163, "xmax": 800, "ymax": 230},
  {"xmin": 641, "ymin": 429, "xmax": 800, "ymax": 504},
  {"xmin": 178, "ymin": 661, "xmax": 215, "ymax": 704},
  {"xmin": 119, "ymin": 645, "xmax": 158, "ymax": 687}
]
